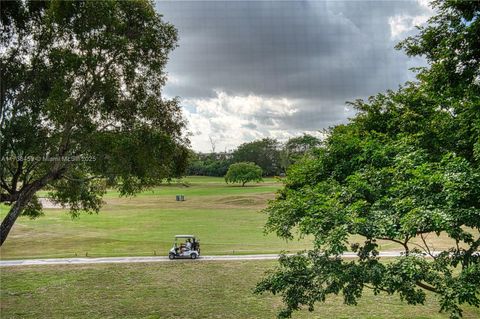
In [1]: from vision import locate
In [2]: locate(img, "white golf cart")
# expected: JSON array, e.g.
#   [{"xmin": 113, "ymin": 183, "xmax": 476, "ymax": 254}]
[{"xmin": 168, "ymin": 235, "xmax": 200, "ymax": 259}]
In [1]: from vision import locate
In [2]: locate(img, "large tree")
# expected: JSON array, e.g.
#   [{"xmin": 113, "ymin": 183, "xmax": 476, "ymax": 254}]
[
  {"xmin": 232, "ymin": 138, "xmax": 281, "ymax": 176},
  {"xmin": 0, "ymin": 0, "xmax": 189, "ymax": 245},
  {"xmin": 224, "ymin": 162, "xmax": 263, "ymax": 187},
  {"xmin": 280, "ymin": 134, "xmax": 321, "ymax": 171},
  {"xmin": 256, "ymin": 1, "xmax": 480, "ymax": 318}
]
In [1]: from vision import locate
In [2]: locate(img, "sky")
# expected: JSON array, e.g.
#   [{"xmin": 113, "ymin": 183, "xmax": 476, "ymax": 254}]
[{"xmin": 156, "ymin": 0, "xmax": 434, "ymax": 152}]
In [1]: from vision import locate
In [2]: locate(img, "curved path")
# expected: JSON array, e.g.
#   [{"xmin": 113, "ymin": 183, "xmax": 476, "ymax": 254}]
[{"xmin": 0, "ymin": 251, "xmax": 422, "ymax": 267}]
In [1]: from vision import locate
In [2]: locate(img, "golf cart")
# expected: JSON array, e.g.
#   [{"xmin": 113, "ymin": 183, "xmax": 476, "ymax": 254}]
[{"xmin": 168, "ymin": 235, "xmax": 200, "ymax": 259}]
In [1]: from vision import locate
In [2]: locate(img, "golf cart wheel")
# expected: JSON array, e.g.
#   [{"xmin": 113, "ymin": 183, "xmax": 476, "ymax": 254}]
[
  {"xmin": 190, "ymin": 253, "xmax": 197, "ymax": 260},
  {"xmin": 169, "ymin": 253, "xmax": 175, "ymax": 260}
]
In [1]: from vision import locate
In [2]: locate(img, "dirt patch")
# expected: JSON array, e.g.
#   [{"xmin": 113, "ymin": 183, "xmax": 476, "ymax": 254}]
[{"xmin": 38, "ymin": 198, "xmax": 65, "ymax": 209}]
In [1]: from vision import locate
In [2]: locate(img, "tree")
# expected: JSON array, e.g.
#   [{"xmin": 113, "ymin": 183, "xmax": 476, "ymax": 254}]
[
  {"xmin": 285, "ymin": 134, "xmax": 321, "ymax": 155},
  {"xmin": 396, "ymin": 0, "xmax": 480, "ymax": 163},
  {"xmin": 280, "ymin": 134, "xmax": 321, "ymax": 170},
  {"xmin": 0, "ymin": 0, "xmax": 189, "ymax": 245},
  {"xmin": 232, "ymin": 138, "xmax": 281, "ymax": 176},
  {"xmin": 224, "ymin": 162, "xmax": 262, "ymax": 187},
  {"xmin": 255, "ymin": 1, "xmax": 480, "ymax": 318},
  {"xmin": 187, "ymin": 151, "xmax": 233, "ymax": 177}
]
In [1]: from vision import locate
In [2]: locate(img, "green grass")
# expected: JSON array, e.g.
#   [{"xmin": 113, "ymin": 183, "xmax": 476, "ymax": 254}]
[
  {"xmin": 1, "ymin": 260, "xmax": 479, "ymax": 319},
  {"xmin": 0, "ymin": 177, "xmax": 312, "ymax": 259},
  {"xmin": 0, "ymin": 176, "xmax": 469, "ymax": 259},
  {"xmin": 2, "ymin": 176, "xmax": 478, "ymax": 318}
]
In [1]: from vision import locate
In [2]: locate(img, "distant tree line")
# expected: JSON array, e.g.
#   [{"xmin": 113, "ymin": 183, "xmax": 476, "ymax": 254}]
[
  {"xmin": 187, "ymin": 151, "xmax": 232, "ymax": 177},
  {"xmin": 186, "ymin": 134, "xmax": 321, "ymax": 177}
]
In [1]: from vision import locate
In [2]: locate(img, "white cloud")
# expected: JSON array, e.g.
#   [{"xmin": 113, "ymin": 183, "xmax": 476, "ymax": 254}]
[
  {"xmin": 388, "ymin": 14, "xmax": 430, "ymax": 39},
  {"xmin": 182, "ymin": 91, "xmax": 309, "ymax": 152},
  {"xmin": 416, "ymin": 0, "xmax": 434, "ymax": 12},
  {"xmin": 158, "ymin": 1, "xmax": 435, "ymax": 152}
]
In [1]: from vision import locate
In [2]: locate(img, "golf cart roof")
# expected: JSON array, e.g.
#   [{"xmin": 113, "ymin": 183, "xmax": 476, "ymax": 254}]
[{"xmin": 175, "ymin": 235, "xmax": 196, "ymax": 238}]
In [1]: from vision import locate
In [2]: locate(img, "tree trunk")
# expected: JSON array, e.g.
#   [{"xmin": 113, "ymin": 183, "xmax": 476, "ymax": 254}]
[
  {"xmin": 0, "ymin": 187, "xmax": 36, "ymax": 246},
  {"xmin": 0, "ymin": 168, "xmax": 63, "ymax": 246}
]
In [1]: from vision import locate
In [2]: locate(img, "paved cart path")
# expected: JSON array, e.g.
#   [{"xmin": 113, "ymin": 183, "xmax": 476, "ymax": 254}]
[{"xmin": 0, "ymin": 251, "xmax": 432, "ymax": 267}]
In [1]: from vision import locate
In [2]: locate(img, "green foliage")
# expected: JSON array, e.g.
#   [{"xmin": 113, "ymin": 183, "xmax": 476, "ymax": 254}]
[
  {"xmin": 281, "ymin": 134, "xmax": 321, "ymax": 171},
  {"xmin": 256, "ymin": 1, "xmax": 480, "ymax": 318},
  {"xmin": 187, "ymin": 152, "xmax": 233, "ymax": 177},
  {"xmin": 397, "ymin": 0, "xmax": 480, "ymax": 162},
  {"xmin": 21, "ymin": 195, "xmax": 44, "ymax": 219},
  {"xmin": 0, "ymin": 0, "xmax": 188, "ymax": 244},
  {"xmin": 48, "ymin": 167, "xmax": 106, "ymax": 218},
  {"xmin": 225, "ymin": 162, "xmax": 263, "ymax": 187},
  {"xmin": 187, "ymin": 135, "xmax": 320, "ymax": 178},
  {"xmin": 232, "ymin": 138, "xmax": 281, "ymax": 176}
]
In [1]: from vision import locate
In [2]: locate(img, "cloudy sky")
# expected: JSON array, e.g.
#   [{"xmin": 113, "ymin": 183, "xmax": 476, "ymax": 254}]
[{"xmin": 156, "ymin": 0, "xmax": 434, "ymax": 152}]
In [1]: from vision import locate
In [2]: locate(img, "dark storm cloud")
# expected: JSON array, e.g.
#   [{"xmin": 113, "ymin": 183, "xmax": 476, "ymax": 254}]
[{"xmin": 155, "ymin": 0, "xmax": 431, "ymax": 148}]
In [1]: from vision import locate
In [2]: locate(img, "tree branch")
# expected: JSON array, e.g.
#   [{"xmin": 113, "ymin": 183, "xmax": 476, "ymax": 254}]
[
  {"xmin": 0, "ymin": 193, "xmax": 19, "ymax": 203},
  {"xmin": 364, "ymin": 284, "xmax": 389, "ymax": 293},
  {"xmin": 378, "ymin": 237, "xmax": 410, "ymax": 254},
  {"xmin": 416, "ymin": 281, "xmax": 438, "ymax": 293},
  {"xmin": 10, "ymin": 160, "xmax": 23, "ymax": 192},
  {"xmin": 63, "ymin": 175, "xmax": 103, "ymax": 182},
  {"xmin": 21, "ymin": 160, "xmax": 41, "ymax": 186},
  {"xmin": 420, "ymin": 233, "xmax": 436, "ymax": 259},
  {"xmin": 0, "ymin": 176, "xmax": 13, "ymax": 194}
]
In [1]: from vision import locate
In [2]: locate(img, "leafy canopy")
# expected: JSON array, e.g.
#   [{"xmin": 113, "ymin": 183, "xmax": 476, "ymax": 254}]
[
  {"xmin": 232, "ymin": 138, "xmax": 281, "ymax": 176},
  {"xmin": 280, "ymin": 134, "xmax": 321, "ymax": 171},
  {"xmin": 224, "ymin": 162, "xmax": 263, "ymax": 187},
  {"xmin": 255, "ymin": 1, "xmax": 480, "ymax": 318},
  {"xmin": 187, "ymin": 151, "xmax": 232, "ymax": 177},
  {"xmin": 0, "ymin": 0, "xmax": 188, "ymax": 245}
]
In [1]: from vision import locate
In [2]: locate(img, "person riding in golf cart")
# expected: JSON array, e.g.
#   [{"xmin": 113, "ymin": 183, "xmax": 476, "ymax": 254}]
[{"xmin": 169, "ymin": 235, "xmax": 200, "ymax": 259}]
